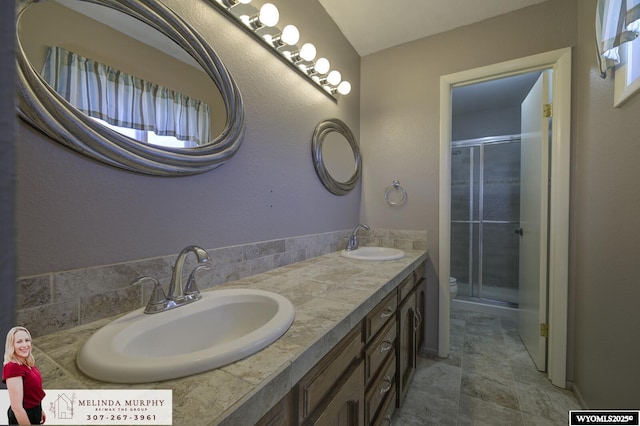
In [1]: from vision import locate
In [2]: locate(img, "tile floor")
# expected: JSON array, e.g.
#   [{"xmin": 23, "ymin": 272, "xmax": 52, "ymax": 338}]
[{"xmin": 393, "ymin": 305, "xmax": 581, "ymax": 425}]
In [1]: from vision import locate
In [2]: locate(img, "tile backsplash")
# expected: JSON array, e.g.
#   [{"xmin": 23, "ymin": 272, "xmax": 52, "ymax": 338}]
[{"xmin": 16, "ymin": 228, "xmax": 427, "ymax": 337}]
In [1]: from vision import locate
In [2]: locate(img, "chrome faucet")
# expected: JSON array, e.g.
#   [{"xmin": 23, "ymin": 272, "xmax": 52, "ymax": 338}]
[
  {"xmin": 167, "ymin": 245, "xmax": 211, "ymax": 302},
  {"xmin": 132, "ymin": 245, "xmax": 211, "ymax": 314},
  {"xmin": 346, "ymin": 224, "xmax": 370, "ymax": 251}
]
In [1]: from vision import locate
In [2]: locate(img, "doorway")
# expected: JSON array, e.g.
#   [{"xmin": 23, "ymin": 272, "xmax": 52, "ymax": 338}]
[{"xmin": 438, "ymin": 48, "xmax": 571, "ymax": 388}]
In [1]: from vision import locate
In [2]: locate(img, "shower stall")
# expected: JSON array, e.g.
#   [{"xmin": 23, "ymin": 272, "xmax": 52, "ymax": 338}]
[{"xmin": 450, "ymin": 135, "xmax": 521, "ymax": 307}]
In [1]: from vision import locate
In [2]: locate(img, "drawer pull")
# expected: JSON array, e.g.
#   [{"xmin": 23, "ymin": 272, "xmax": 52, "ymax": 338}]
[
  {"xmin": 379, "ymin": 376, "xmax": 393, "ymax": 395},
  {"xmin": 380, "ymin": 340, "xmax": 393, "ymax": 353},
  {"xmin": 380, "ymin": 306, "xmax": 394, "ymax": 319},
  {"xmin": 414, "ymin": 310, "xmax": 422, "ymax": 331}
]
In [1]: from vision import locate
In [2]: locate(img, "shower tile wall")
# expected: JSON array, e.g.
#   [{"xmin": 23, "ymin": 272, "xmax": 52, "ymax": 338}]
[{"xmin": 451, "ymin": 140, "xmax": 521, "ymax": 305}]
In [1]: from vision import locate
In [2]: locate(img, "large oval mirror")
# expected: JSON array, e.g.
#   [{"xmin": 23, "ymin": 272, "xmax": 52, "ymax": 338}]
[
  {"xmin": 16, "ymin": 0, "xmax": 244, "ymax": 176},
  {"xmin": 311, "ymin": 118, "xmax": 361, "ymax": 195}
]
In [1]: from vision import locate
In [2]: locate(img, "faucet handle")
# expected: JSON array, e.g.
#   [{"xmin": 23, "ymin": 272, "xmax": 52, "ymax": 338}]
[
  {"xmin": 183, "ymin": 265, "xmax": 208, "ymax": 301},
  {"xmin": 131, "ymin": 276, "xmax": 170, "ymax": 314}
]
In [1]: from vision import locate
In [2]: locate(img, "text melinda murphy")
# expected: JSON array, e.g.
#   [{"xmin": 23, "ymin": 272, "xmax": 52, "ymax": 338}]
[{"xmin": 1, "ymin": 389, "xmax": 172, "ymax": 425}]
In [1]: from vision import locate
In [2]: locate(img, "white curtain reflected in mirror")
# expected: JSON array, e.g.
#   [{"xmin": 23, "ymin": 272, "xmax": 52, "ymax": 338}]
[
  {"xmin": 43, "ymin": 47, "xmax": 211, "ymax": 148},
  {"xmin": 19, "ymin": 1, "xmax": 222, "ymax": 147}
]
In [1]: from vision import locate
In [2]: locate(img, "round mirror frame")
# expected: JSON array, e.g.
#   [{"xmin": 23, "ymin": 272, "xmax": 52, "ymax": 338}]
[
  {"xmin": 311, "ymin": 118, "xmax": 361, "ymax": 195},
  {"xmin": 16, "ymin": 0, "xmax": 245, "ymax": 176}
]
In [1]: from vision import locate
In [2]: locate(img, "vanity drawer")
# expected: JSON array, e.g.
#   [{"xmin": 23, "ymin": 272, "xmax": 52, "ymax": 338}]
[
  {"xmin": 365, "ymin": 352, "xmax": 396, "ymax": 425},
  {"xmin": 297, "ymin": 326, "xmax": 363, "ymax": 422},
  {"xmin": 397, "ymin": 274, "xmax": 415, "ymax": 303},
  {"xmin": 364, "ymin": 317, "xmax": 396, "ymax": 385},
  {"xmin": 364, "ymin": 291, "xmax": 397, "ymax": 343},
  {"xmin": 371, "ymin": 386, "xmax": 396, "ymax": 426},
  {"xmin": 413, "ymin": 262, "xmax": 426, "ymax": 284}
]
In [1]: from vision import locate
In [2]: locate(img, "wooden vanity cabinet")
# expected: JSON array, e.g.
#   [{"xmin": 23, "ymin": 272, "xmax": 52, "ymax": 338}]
[{"xmin": 282, "ymin": 261, "xmax": 427, "ymax": 426}]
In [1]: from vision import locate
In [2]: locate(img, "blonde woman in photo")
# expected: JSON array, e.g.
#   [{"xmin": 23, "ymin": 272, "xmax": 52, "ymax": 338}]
[{"xmin": 2, "ymin": 327, "xmax": 46, "ymax": 425}]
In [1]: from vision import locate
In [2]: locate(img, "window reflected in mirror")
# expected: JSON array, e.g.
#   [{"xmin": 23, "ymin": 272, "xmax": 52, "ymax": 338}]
[
  {"xmin": 92, "ymin": 118, "xmax": 198, "ymax": 149},
  {"xmin": 19, "ymin": 0, "xmax": 224, "ymax": 148}
]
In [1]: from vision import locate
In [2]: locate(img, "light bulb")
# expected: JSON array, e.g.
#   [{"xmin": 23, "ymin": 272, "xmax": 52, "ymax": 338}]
[
  {"xmin": 259, "ymin": 3, "xmax": 279, "ymax": 27},
  {"xmin": 299, "ymin": 43, "xmax": 316, "ymax": 61},
  {"xmin": 337, "ymin": 81, "xmax": 351, "ymax": 95},
  {"xmin": 280, "ymin": 25, "xmax": 299, "ymax": 46},
  {"xmin": 327, "ymin": 70, "xmax": 341, "ymax": 85},
  {"xmin": 314, "ymin": 58, "xmax": 330, "ymax": 74}
]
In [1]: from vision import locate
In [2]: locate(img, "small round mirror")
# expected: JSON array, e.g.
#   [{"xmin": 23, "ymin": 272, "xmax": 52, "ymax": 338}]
[{"xmin": 311, "ymin": 118, "xmax": 361, "ymax": 195}]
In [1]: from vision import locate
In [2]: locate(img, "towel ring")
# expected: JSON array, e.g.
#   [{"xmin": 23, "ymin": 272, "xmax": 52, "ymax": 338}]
[{"xmin": 385, "ymin": 180, "xmax": 407, "ymax": 206}]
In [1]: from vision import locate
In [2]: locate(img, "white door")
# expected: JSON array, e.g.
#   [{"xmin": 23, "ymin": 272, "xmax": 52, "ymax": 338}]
[{"xmin": 518, "ymin": 70, "xmax": 551, "ymax": 372}]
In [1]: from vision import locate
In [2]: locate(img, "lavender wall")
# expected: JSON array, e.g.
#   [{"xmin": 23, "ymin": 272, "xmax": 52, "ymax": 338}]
[
  {"xmin": 1, "ymin": 0, "xmax": 16, "ymax": 339},
  {"xmin": 15, "ymin": 0, "xmax": 361, "ymax": 277}
]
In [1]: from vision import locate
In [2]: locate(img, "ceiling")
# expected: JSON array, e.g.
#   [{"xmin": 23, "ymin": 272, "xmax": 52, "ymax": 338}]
[
  {"xmin": 317, "ymin": 0, "xmax": 548, "ymax": 113},
  {"xmin": 452, "ymin": 71, "xmax": 542, "ymax": 115},
  {"xmin": 317, "ymin": 0, "xmax": 549, "ymax": 57}
]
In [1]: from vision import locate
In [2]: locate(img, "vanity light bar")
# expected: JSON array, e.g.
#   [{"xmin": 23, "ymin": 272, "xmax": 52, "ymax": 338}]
[{"xmin": 210, "ymin": 0, "xmax": 350, "ymax": 100}]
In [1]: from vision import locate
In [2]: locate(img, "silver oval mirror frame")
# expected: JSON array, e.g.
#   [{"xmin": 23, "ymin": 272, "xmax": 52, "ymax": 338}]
[
  {"xmin": 16, "ymin": 0, "xmax": 245, "ymax": 176},
  {"xmin": 312, "ymin": 118, "xmax": 361, "ymax": 195}
]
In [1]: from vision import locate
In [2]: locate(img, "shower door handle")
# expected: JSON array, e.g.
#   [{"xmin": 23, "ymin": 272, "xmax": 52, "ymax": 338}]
[{"xmin": 515, "ymin": 228, "xmax": 523, "ymax": 236}]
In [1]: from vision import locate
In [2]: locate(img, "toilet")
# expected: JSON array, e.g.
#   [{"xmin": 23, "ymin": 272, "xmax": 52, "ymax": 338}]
[{"xmin": 449, "ymin": 277, "xmax": 458, "ymax": 301}]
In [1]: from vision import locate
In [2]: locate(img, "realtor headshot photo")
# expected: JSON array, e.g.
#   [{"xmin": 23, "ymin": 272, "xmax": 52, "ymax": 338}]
[{"xmin": 3, "ymin": 327, "xmax": 46, "ymax": 425}]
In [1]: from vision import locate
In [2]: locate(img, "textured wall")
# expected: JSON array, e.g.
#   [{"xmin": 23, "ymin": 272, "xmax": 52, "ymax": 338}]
[
  {"xmin": 360, "ymin": 0, "xmax": 577, "ymax": 272},
  {"xmin": 16, "ymin": 0, "xmax": 361, "ymax": 277},
  {"xmin": 360, "ymin": 0, "xmax": 640, "ymax": 408},
  {"xmin": 571, "ymin": 0, "xmax": 640, "ymax": 408}
]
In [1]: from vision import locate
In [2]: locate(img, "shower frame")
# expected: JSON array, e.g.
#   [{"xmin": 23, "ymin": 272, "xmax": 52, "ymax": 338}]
[{"xmin": 451, "ymin": 134, "xmax": 521, "ymax": 307}]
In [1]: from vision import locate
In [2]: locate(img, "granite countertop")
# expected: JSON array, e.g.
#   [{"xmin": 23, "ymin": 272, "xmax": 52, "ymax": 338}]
[{"xmin": 32, "ymin": 249, "xmax": 428, "ymax": 425}]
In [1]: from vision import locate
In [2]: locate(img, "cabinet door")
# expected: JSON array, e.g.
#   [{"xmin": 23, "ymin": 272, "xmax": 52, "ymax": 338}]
[
  {"xmin": 255, "ymin": 391, "xmax": 293, "ymax": 426},
  {"xmin": 397, "ymin": 289, "xmax": 417, "ymax": 406},
  {"xmin": 415, "ymin": 277, "xmax": 426, "ymax": 353},
  {"xmin": 298, "ymin": 327, "xmax": 363, "ymax": 422},
  {"xmin": 304, "ymin": 360, "xmax": 365, "ymax": 426}
]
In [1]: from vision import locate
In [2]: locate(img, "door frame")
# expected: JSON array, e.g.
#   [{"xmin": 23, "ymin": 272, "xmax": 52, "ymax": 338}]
[{"xmin": 438, "ymin": 48, "xmax": 571, "ymax": 388}]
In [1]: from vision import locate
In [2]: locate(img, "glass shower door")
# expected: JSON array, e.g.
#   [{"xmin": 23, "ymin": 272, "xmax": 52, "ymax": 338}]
[
  {"xmin": 450, "ymin": 138, "xmax": 521, "ymax": 306},
  {"xmin": 481, "ymin": 142, "xmax": 521, "ymax": 305},
  {"xmin": 450, "ymin": 145, "xmax": 479, "ymax": 298}
]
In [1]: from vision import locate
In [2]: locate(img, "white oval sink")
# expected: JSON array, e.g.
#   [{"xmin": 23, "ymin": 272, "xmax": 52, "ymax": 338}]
[
  {"xmin": 77, "ymin": 289, "xmax": 295, "ymax": 383},
  {"xmin": 340, "ymin": 247, "xmax": 405, "ymax": 261}
]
